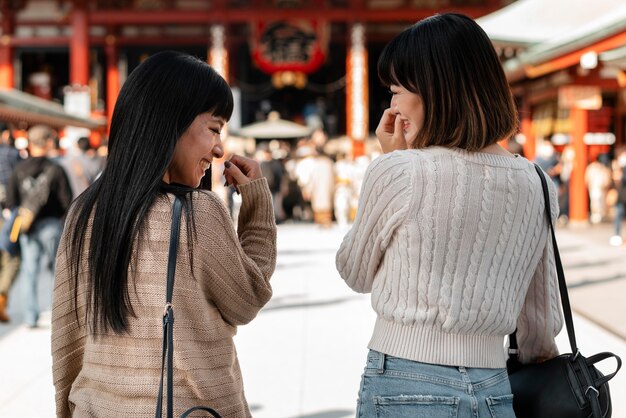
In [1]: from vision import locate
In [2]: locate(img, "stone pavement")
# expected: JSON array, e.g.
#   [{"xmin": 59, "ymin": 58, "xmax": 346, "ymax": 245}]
[
  {"xmin": 557, "ymin": 222, "xmax": 626, "ymax": 339},
  {"xmin": 0, "ymin": 222, "xmax": 624, "ymax": 418}
]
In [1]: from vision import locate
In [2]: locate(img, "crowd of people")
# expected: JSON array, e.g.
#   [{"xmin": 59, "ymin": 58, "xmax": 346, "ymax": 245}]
[
  {"xmin": 0, "ymin": 123, "xmax": 105, "ymax": 325},
  {"xmin": 530, "ymin": 139, "xmax": 626, "ymax": 246},
  {"xmin": 228, "ymin": 135, "xmax": 375, "ymax": 230}
]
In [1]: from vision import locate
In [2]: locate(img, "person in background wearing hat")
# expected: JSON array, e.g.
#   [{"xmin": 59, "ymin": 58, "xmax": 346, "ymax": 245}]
[{"xmin": 6, "ymin": 125, "xmax": 72, "ymax": 327}]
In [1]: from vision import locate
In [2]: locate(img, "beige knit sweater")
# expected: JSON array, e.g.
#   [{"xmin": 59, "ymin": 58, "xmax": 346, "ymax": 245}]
[
  {"xmin": 336, "ymin": 147, "xmax": 564, "ymax": 368},
  {"xmin": 52, "ymin": 178, "xmax": 276, "ymax": 418}
]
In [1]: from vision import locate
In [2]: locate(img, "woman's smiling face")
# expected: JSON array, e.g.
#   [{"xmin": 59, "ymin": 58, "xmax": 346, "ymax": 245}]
[
  {"xmin": 389, "ymin": 84, "xmax": 425, "ymax": 146},
  {"xmin": 165, "ymin": 112, "xmax": 225, "ymax": 187}
]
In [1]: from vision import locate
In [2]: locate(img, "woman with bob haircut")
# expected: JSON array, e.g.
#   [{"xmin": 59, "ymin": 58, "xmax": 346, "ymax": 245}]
[
  {"xmin": 336, "ymin": 13, "xmax": 562, "ymax": 417},
  {"xmin": 51, "ymin": 51, "xmax": 276, "ymax": 417}
]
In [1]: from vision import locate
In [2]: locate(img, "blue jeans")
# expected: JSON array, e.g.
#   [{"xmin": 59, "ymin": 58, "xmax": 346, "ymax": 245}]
[
  {"xmin": 614, "ymin": 203, "xmax": 625, "ymax": 236},
  {"xmin": 357, "ymin": 350, "xmax": 515, "ymax": 418},
  {"xmin": 19, "ymin": 217, "xmax": 62, "ymax": 326}
]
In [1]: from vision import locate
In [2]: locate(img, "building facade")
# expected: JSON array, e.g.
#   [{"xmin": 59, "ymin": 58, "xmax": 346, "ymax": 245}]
[
  {"xmin": 479, "ymin": 0, "xmax": 626, "ymax": 222},
  {"xmin": 0, "ymin": 0, "xmax": 509, "ymax": 153}
]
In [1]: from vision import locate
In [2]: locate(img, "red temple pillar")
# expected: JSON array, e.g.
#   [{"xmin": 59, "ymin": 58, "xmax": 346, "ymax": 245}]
[
  {"xmin": 70, "ymin": 0, "xmax": 89, "ymax": 87},
  {"xmin": 347, "ymin": 22, "xmax": 368, "ymax": 158},
  {"xmin": 209, "ymin": 24, "xmax": 229, "ymax": 82},
  {"xmin": 105, "ymin": 33, "xmax": 119, "ymax": 132},
  {"xmin": 570, "ymin": 107, "xmax": 589, "ymax": 224},
  {"xmin": 0, "ymin": 11, "xmax": 15, "ymax": 88}
]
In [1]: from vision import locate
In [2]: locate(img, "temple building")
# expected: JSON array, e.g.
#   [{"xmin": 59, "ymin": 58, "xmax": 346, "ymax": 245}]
[
  {"xmin": 0, "ymin": 0, "xmax": 509, "ymax": 152},
  {"xmin": 479, "ymin": 0, "xmax": 626, "ymax": 222},
  {"xmin": 4, "ymin": 0, "xmax": 622, "ymax": 223}
]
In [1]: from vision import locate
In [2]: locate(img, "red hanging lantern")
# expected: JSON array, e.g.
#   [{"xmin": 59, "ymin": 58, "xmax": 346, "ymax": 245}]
[{"xmin": 251, "ymin": 20, "xmax": 328, "ymax": 75}]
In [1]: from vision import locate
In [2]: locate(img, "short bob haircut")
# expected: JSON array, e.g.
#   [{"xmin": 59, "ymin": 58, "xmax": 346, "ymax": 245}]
[{"xmin": 377, "ymin": 13, "xmax": 518, "ymax": 151}]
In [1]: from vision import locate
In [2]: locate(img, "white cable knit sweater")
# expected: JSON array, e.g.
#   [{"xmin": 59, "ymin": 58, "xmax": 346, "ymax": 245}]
[{"xmin": 336, "ymin": 147, "xmax": 563, "ymax": 368}]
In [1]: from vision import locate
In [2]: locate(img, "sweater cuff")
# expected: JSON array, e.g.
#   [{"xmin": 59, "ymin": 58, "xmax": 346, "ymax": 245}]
[{"xmin": 238, "ymin": 177, "xmax": 274, "ymax": 226}]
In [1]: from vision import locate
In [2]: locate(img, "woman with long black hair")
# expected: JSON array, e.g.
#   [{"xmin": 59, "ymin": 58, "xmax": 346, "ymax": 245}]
[{"xmin": 51, "ymin": 51, "xmax": 276, "ymax": 417}]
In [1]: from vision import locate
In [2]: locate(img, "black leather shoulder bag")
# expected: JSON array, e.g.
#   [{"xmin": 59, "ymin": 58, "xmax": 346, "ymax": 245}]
[
  {"xmin": 506, "ymin": 164, "xmax": 622, "ymax": 418},
  {"xmin": 155, "ymin": 195, "xmax": 223, "ymax": 418}
]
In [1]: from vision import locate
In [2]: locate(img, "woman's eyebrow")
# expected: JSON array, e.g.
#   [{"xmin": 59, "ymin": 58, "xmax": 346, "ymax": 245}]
[{"xmin": 208, "ymin": 116, "xmax": 225, "ymax": 127}]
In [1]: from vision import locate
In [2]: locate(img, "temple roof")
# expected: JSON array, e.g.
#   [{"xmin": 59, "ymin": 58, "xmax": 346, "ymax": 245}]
[
  {"xmin": 478, "ymin": 0, "xmax": 626, "ymax": 80},
  {"xmin": 477, "ymin": 0, "xmax": 626, "ymax": 47},
  {"xmin": 0, "ymin": 89, "xmax": 106, "ymax": 129}
]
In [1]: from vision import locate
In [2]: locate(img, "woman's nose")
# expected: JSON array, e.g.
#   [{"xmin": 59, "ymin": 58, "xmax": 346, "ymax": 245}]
[
  {"xmin": 390, "ymin": 97, "xmax": 399, "ymax": 114},
  {"xmin": 213, "ymin": 140, "xmax": 224, "ymax": 159}
]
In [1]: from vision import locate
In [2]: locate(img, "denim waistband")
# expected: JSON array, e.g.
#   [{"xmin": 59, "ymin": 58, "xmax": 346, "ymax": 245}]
[{"xmin": 365, "ymin": 349, "xmax": 510, "ymax": 392}]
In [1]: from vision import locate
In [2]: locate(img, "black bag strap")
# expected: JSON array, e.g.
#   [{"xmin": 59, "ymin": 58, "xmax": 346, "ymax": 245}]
[
  {"xmin": 181, "ymin": 406, "xmax": 223, "ymax": 418},
  {"xmin": 155, "ymin": 195, "xmax": 183, "ymax": 418},
  {"xmin": 509, "ymin": 165, "xmax": 578, "ymax": 354},
  {"xmin": 586, "ymin": 352, "xmax": 622, "ymax": 387},
  {"xmin": 154, "ymin": 195, "xmax": 223, "ymax": 418}
]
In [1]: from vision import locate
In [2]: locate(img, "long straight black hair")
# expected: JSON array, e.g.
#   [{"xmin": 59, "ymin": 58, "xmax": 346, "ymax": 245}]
[{"xmin": 67, "ymin": 51, "xmax": 233, "ymax": 333}]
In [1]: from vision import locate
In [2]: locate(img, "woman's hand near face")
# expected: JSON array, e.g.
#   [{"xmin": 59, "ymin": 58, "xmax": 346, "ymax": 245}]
[
  {"xmin": 375, "ymin": 108, "xmax": 408, "ymax": 154},
  {"xmin": 223, "ymin": 154, "xmax": 263, "ymax": 190}
]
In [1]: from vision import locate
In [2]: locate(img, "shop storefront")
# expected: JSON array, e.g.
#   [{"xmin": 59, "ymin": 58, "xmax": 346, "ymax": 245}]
[{"xmin": 479, "ymin": 0, "xmax": 626, "ymax": 222}]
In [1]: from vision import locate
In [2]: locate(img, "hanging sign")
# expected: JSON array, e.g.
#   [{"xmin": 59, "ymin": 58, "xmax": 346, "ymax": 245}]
[
  {"xmin": 558, "ymin": 86, "xmax": 602, "ymax": 110},
  {"xmin": 251, "ymin": 20, "xmax": 328, "ymax": 74}
]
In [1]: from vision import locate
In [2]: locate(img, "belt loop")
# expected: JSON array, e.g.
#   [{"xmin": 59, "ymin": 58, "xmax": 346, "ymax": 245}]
[{"xmin": 377, "ymin": 352, "xmax": 386, "ymax": 374}]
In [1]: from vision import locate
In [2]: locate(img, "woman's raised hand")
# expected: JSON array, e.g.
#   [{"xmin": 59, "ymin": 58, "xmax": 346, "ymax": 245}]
[
  {"xmin": 375, "ymin": 108, "xmax": 408, "ymax": 154},
  {"xmin": 223, "ymin": 154, "xmax": 263, "ymax": 191}
]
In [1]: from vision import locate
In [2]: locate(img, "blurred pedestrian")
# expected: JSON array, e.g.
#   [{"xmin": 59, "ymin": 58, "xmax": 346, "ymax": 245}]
[
  {"xmin": 294, "ymin": 143, "xmax": 316, "ymax": 221},
  {"xmin": 610, "ymin": 152, "xmax": 626, "ymax": 246},
  {"xmin": 0, "ymin": 124, "xmax": 21, "ymax": 322},
  {"xmin": 59, "ymin": 136, "xmax": 101, "ymax": 198},
  {"xmin": 51, "ymin": 51, "xmax": 276, "ymax": 418},
  {"xmin": 558, "ymin": 144, "xmax": 575, "ymax": 224},
  {"xmin": 585, "ymin": 154, "xmax": 612, "ymax": 224},
  {"xmin": 6, "ymin": 124, "xmax": 72, "ymax": 327},
  {"xmin": 305, "ymin": 147, "xmax": 335, "ymax": 227},
  {"xmin": 282, "ymin": 150, "xmax": 306, "ymax": 222},
  {"xmin": 256, "ymin": 143, "xmax": 285, "ymax": 223},
  {"xmin": 336, "ymin": 13, "xmax": 562, "ymax": 418},
  {"xmin": 333, "ymin": 152, "xmax": 353, "ymax": 229},
  {"xmin": 534, "ymin": 140, "xmax": 561, "ymax": 189}
]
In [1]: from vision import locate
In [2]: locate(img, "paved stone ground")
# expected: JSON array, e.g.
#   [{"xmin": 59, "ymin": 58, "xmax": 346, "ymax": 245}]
[{"xmin": 0, "ymin": 222, "xmax": 624, "ymax": 418}]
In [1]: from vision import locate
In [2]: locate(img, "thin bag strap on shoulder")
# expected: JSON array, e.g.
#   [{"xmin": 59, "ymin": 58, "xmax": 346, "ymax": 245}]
[
  {"xmin": 537, "ymin": 164, "xmax": 579, "ymax": 353},
  {"xmin": 509, "ymin": 165, "xmax": 578, "ymax": 354},
  {"xmin": 155, "ymin": 195, "xmax": 183, "ymax": 418}
]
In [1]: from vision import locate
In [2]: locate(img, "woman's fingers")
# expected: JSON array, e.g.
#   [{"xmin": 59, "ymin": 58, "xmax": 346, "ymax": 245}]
[
  {"xmin": 376, "ymin": 108, "xmax": 396, "ymax": 137},
  {"xmin": 224, "ymin": 160, "xmax": 249, "ymax": 186},
  {"xmin": 223, "ymin": 154, "xmax": 264, "ymax": 191},
  {"xmin": 229, "ymin": 155, "xmax": 263, "ymax": 181},
  {"xmin": 393, "ymin": 114, "xmax": 407, "ymax": 148},
  {"xmin": 376, "ymin": 108, "xmax": 407, "ymax": 153}
]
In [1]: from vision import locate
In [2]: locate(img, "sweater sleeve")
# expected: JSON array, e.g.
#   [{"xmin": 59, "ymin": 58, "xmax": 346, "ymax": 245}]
[
  {"xmin": 51, "ymin": 220, "xmax": 87, "ymax": 418},
  {"xmin": 194, "ymin": 178, "xmax": 276, "ymax": 326},
  {"xmin": 516, "ymin": 176, "xmax": 564, "ymax": 364},
  {"xmin": 335, "ymin": 152, "xmax": 413, "ymax": 293}
]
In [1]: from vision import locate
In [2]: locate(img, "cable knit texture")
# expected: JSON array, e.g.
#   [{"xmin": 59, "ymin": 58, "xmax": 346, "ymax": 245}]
[
  {"xmin": 336, "ymin": 147, "xmax": 563, "ymax": 368},
  {"xmin": 52, "ymin": 178, "xmax": 276, "ymax": 418}
]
